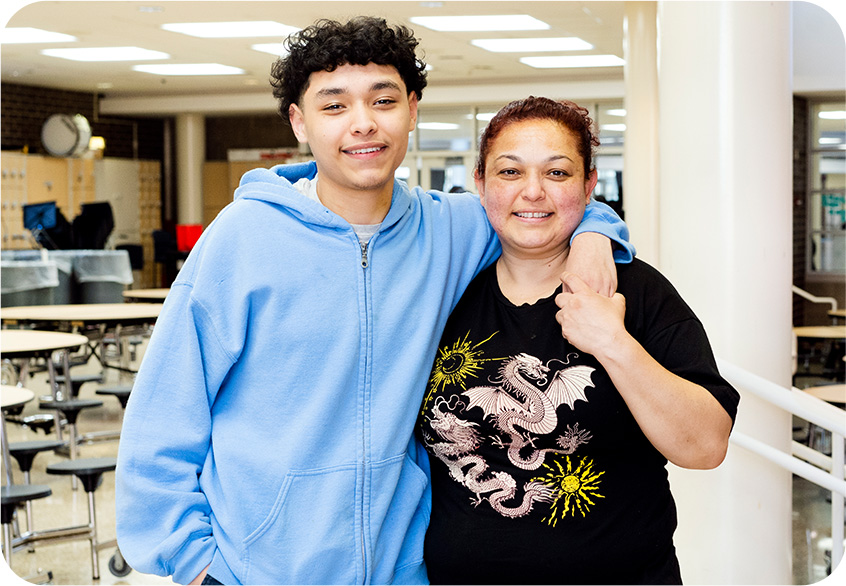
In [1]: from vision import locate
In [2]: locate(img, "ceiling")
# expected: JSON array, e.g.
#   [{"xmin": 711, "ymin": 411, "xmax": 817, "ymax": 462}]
[
  {"xmin": 1, "ymin": 1, "xmax": 629, "ymax": 98},
  {"xmin": 1, "ymin": 1, "xmax": 844, "ymax": 103}
]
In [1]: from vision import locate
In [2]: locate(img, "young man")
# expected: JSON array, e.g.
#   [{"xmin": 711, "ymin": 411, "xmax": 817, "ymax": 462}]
[{"xmin": 115, "ymin": 17, "xmax": 634, "ymax": 585}]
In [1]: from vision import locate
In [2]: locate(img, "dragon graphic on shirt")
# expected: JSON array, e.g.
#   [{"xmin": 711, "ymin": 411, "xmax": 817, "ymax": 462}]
[{"xmin": 423, "ymin": 350, "xmax": 603, "ymax": 519}]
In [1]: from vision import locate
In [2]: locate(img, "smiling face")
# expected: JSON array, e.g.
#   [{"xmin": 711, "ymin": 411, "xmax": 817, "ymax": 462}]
[
  {"xmin": 476, "ymin": 118, "xmax": 598, "ymax": 260},
  {"xmin": 288, "ymin": 63, "xmax": 418, "ymax": 221}
]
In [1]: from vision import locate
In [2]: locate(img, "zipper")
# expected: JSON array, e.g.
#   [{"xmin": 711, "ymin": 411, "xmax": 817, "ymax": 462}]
[
  {"xmin": 360, "ymin": 240, "xmax": 369, "ymax": 268},
  {"xmin": 359, "ymin": 236, "xmax": 369, "ymax": 582}
]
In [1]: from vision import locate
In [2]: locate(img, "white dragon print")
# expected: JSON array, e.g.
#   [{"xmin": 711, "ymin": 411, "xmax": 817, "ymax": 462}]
[{"xmin": 424, "ymin": 353, "xmax": 597, "ymax": 518}]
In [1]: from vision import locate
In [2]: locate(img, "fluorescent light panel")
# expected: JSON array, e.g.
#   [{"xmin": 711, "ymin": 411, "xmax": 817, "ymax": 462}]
[
  {"xmin": 132, "ymin": 63, "xmax": 246, "ymax": 76},
  {"xmin": 162, "ymin": 21, "xmax": 299, "ymax": 38},
  {"xmin": 42, "ymin": 46, "xmax": 169, "ymax": 62},
  {"xmin": 252, "ymin": 43, "xmax": 289, "ymax": 58},
  {"xmin": 2, "ymin": 27, "xmax": 77, "ymax": 44},
  {"xmin": 520, "ymin": 55, "xmax": 625, "ymax": 69},
  {"xmin": 410, "ymin": 15, "xmax": 549, "ymax": 32},
  {"xmin": 418, "ymin": 122, "xmax": 461, "ymax": 130},
  {"xmin": 471, "ymin": 37, "xmax": 592, "ymax": 53},
  {"xmin": 819, "ymin": 111, "xmax": 846, "ymax": 120}
]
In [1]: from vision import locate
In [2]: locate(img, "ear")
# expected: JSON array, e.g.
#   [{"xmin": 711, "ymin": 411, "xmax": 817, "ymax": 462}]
[
  {"xmin": 407, "ymin": 92, "xmax": 419, "ymax": 132},
  {"xmin": 474, "ymin": 169, "xmax": 486, "ymax": 207},
  {"xmin": 584, "ymin": 169, "xmax": 599, "ymax": 204},
  {"xmin": 289, "ymin": 103, "xmax": 308, "ymax": 143}
]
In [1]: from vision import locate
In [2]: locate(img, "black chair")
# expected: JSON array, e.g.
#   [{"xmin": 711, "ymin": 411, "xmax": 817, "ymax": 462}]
[
  {"xmin": 1, "ymin": 484, "xmax": 52, "ymax": 563},
  {"xmin": 45, "ymin": 457, "xmax": 118, "ymax": 580},
  {"xmin": 8, "ymin": 439, "xmax": 66, "ymax": 530},
  {"xmin": 39, "ymin": 398, "xmax": 103, "ymax": 489}
]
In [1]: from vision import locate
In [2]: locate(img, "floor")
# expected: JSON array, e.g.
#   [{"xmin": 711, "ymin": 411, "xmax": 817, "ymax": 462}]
[
  {"xmin": 1, "ymin": 338, "xmax": 843, "ymax": 585},
  {"xmin": 2, "ymin": 336, "xmax": 174, "ymax": 586}
]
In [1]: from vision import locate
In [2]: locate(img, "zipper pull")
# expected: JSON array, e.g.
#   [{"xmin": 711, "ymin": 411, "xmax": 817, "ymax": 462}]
[{"xmin": 360, "ymin": 241, "xmax": 369, "ymax": 268}]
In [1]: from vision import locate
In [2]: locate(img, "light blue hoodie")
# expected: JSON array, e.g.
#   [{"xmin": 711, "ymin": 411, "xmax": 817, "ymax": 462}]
[{"xmin": 115, "ymin": 161, "xmax": 633, "ymax": 585}]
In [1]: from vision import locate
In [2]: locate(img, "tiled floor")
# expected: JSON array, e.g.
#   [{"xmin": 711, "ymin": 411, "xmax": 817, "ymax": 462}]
[
  {"xmin": 1, "ymin": 340, "xmax": 843, "ymax": 585},
  {"xmin": 2, "ymin": 338, "xmax": 174, "ymax": 586}
]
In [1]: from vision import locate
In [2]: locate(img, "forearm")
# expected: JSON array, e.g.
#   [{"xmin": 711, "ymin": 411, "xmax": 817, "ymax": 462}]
[{"xmin": 594, "ymin": 332, "xmax": 733, "ymax": 469}]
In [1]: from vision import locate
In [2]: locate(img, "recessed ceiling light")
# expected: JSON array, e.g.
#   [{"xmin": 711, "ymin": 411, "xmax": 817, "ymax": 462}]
[
  {"xmin": 520, "ymin": 55, "xmax": 625, "ymax": 68},
  {"xmin": 133, "ymin": 63, "xmax": 246, "ymax": 76},
  {"xmin": 162, "ymin": 21, "xmax": 300, "ymax": 38},
  {"xmin": 418, "ymin": 122, "xmax": 461, "ymax": 130},
  {"xmin": 1, "ymin": 27, "xmax": 77, "ymax": 44},
  {"xmin": 819, "ymin": 111, "xmax": 846, "ymax": 120},
  {"xmin": 41, "ymin": 47, "xmax": 169, "ymax": 61},
  {"xmin": 601, "ymin": 124, "xmax": 627, "ymax": 132},
  {"xmin": 819, "ymin": 137, "xmax": 843, "ymax": 144},
  {"xmin": 471, "ymin": 37, "xmax": 593, "ymax": 53},
  {"xmin": 605, "ymin": 108, "xmax": 627, "ymax": 117},
  {"xmin": 409, "ymin": 15, "xmax": 550, "ymax": 32},
  {"xmin": 252, "ymin": 43, "xmax": 289, "ymax": 58}
]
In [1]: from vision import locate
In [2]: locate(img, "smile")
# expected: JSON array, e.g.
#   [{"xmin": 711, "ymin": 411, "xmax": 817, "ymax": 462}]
[
  {"xmin": 345, "ymin": 146, "xmax": 385, "ymax": 155},
  {"xmin": 514, "ymin": 212, "xmax": 551, "ymax": 218}
]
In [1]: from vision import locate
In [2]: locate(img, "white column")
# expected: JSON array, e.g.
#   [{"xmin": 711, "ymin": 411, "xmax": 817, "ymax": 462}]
[
  {"xmin": 175, "ymin": 113, "xmax": 205, "ymax": 225},
  {"xmin": 657, "ymin": 2, "xmax": 793, "ymax": 584},
  {"xmin": 622, "ymin": 1, "xmax": 660, "ymax": 266}
]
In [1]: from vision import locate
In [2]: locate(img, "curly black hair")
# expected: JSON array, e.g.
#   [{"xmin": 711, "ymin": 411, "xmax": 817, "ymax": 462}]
[{"xmin": 270, "ymin": 16, "xmax": 428, "ymax": 123}]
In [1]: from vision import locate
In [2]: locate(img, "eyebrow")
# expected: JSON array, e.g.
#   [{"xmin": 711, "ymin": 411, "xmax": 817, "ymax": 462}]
[
  {"xmin": 495, "ymin": 153, "xmax": 575, "ymax": 164},
  {"xmin": 314, "ymin": 79, "xmax": 403, "ymax": 100}
]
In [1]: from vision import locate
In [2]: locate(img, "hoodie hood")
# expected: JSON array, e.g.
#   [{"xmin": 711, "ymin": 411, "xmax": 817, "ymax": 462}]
[{"xmin": 234, "ymin": 160, "xmax": 412, "ymax": 232}]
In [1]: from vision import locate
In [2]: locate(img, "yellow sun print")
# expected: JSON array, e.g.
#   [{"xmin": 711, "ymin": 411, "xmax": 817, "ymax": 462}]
[
  {"xmin": 420, "ymin": 331, "xmax": 500, "ymax": 415},
  {"xmin": 532, "ymin": 455, "xmax": 605, "ymax": 526}
]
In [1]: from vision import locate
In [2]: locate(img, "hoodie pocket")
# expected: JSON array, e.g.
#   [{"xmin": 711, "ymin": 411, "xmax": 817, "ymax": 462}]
[{"xmin": 241, "ymin": 465, "xmax": 357, "ymax": 585}]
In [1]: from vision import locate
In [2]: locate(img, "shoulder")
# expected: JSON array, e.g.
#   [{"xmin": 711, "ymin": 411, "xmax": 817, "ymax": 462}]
[{"xmin": 616, "ymin": 258, "xmax": 701, "ymax": 336}]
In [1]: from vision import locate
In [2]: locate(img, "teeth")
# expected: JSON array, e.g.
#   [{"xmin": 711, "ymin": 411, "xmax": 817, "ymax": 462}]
[
  {"xmin": 515, "ymin": 212, "xmax": 551, "ymax": 218},
  {"xmin": 348, "ymin": 146, "xmax": 382, "ymax": 154}
]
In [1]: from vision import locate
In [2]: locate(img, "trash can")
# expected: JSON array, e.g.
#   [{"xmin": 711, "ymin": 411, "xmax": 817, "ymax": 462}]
[
  {"xmin": 0, "ymin": 259, "xmax": 59, "ymax": 306},
  {"xmin": 72, "ymin": 250, "xmax": 134, "ymax": 303}
]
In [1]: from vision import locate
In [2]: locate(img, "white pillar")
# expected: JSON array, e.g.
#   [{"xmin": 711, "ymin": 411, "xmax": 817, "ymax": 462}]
[
  {"xmin": 175, "ymin": 113, "xmax": 205, "ymax": 225},
  {"xmin": 622, "ymin": 1, "xmax": 660, "ymax": 266},
  {"xmin": 657, "ymin": 2, "xmax": 793, "ymax": 584}
]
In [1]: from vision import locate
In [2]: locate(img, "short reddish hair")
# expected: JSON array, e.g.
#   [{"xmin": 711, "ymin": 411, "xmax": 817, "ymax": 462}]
[{"xmin": 476, "ymin": 96, "xmax": 599, "ymax": 178}]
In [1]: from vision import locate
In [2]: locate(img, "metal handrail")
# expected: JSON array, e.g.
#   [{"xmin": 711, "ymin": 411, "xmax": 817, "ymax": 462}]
[
  {"xmin": 716, "ymin": 358, "xmax": 845, "ymax": 571},
  {"xmin": 793, "ymin": 285, "xmax": 839, "ymax": 312}
]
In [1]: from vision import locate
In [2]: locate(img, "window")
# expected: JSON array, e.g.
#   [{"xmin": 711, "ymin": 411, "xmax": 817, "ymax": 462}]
[{"xmin": 807, "ymin": 101, "xmax": 846, "ymax": 278}]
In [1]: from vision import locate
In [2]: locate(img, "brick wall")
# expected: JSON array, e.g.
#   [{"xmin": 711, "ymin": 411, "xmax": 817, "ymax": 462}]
[
  {"xmin": 793, "ymin": 95, "xmax": 808, "ymax": 325},
  {"xmin": 1, "ymin": 82, "xmax": 166, "ymax": 160}
]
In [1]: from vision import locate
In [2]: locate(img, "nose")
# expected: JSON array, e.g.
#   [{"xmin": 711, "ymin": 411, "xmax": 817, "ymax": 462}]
[
  {"xmin": 349, "ymin": 103, "xmax": 377, "ymax": 136},
  {"xmin": 521, "ymin": 174, "xmax": 546, "ymax": 202}
]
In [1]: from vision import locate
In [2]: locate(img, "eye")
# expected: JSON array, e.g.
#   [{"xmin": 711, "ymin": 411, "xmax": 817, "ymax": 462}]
[
  {"xmin": 322, "ymin": 103, "xmax": 344, "ymax": 112},
  {"xmin": 374, "ymin": 98, "xmax": 397, "ymax": 106},
  {"xmin": 498, "ymin": 168, "xmax": 520, "ymax": 177},
  {"xmin": 548, "ymin": 169, "xmax": 570, "ymax": 179}
]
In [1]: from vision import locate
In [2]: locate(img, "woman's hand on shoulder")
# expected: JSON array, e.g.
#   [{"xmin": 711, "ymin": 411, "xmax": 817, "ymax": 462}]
[{"xmin": 555, "ymin": 272, "xmax": 627, "ymax": 356}]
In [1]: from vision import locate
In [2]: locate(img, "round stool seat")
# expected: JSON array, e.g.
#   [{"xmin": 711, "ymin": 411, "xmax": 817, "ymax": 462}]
[
  {"xmin": 96, "ymin": 386, "xmax": 132, "ymax": 409},
  {"xmin": 9, "ymin": 439, "xmax": 67, "ymax": 473},
  {"xmin": 1, "ymin": 485, "xmax": 52, "ymax": 523},
  {"xmin": 46, "ymin": 457, "xmax": 116, "ymax": 492},
  {"xmin": 39, "ymin": 398, "xmax": 104, "ymax": 424}
]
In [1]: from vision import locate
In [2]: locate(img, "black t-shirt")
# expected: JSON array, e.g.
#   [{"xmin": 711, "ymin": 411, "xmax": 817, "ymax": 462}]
[{"xmin": 416, "ymin": 259, "xmax": 739, "ymax": 585}]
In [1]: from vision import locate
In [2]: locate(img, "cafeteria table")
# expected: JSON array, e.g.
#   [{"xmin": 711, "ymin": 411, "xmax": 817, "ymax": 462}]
[
  {"xmin": 829, "ymin": 309, "xmax": 846, "ymax": 323},
  {"xmin": 1, "ymin": 385, "xmax": 36, "ymax": 485},
  {"xmin": 0, "ymin": 331, "xmax": 89, "ymax": 445},
  {"xmin": 121, "ymin": 288, "xmax": 170, "ymax": 302},
  {"xmin": 1, "ymin": 303, "xmax": 162, "ymax": 375}
]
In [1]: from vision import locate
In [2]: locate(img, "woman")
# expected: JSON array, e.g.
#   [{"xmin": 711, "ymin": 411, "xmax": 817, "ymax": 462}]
[{"xmin": 416, "ymin": 97, "xmax": 739, "ymax": 585}]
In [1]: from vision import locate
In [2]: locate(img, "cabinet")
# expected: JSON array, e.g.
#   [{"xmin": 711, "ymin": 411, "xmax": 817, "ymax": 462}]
[{"xmin": 1, "ymin": 153, "xmax": 161, "ymax": 288}]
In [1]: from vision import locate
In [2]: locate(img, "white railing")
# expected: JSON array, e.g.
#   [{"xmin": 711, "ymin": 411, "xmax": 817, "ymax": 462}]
[
  {"xmin": 717, "ymin": 358, "xmax": 846, "ymax": 571},
  {"xmin": 793, "ymin": 285, "xmax": 839, "ymax": 312}
]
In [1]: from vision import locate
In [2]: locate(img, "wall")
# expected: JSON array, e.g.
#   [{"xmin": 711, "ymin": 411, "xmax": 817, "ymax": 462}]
[{"xmin": 1, "ymin": 82, "xmax": 165, "ymax": 160}]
